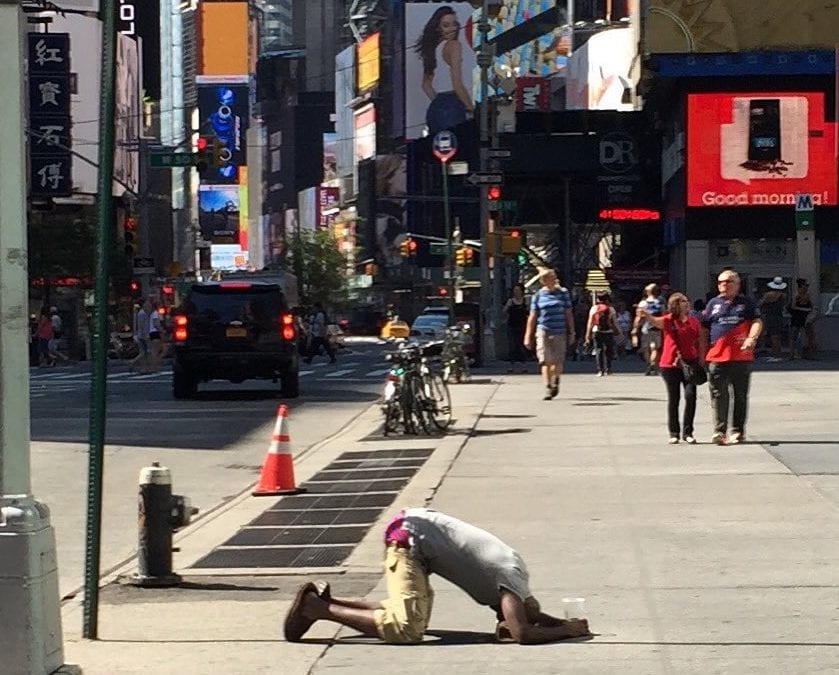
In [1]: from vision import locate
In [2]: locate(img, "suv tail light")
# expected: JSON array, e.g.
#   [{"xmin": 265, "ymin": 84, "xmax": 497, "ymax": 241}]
[
  {"xmin": 280, "ymin": 313, "xmax": 295, "ymax": 341},
  {"xmin": 174, "ymin": 315, "xmax": 188, "ymax": 342}
]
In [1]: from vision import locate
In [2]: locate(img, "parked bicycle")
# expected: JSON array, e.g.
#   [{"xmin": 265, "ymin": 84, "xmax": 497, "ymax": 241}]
[
  {"xmin": 382, "ymin": 342, "xmax": 451, "ymax": 435},
  {"xmin": 441, "ymin": 323, "xmax": 471, "ymax": 384}
]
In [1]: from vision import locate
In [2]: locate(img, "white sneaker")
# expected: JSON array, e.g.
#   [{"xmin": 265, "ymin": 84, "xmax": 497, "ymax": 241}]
[
  {"xmin": 684, "ymin": 436, "xmax": 697, "ymax": 445},
  {"xmin": 668, "ymin": 437, "xmax": 679, "ymax": 445}
]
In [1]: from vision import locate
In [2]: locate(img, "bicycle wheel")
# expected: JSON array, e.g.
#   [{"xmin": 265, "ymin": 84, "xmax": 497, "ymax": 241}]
[
  {"xmin": 383, "ymin": 398, "xmax": 401, "ymax": 435},
  {"xmin": 424, "ymin": 372, "xmax": 452, "ymax": 429},
  {"xmin": 407, "ymin": 373, "xmax": 431, "ymax": 434}
]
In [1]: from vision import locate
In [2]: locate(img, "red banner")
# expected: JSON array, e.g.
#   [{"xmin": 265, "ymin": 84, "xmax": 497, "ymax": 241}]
[{"xmin": 687, "ymin": 92, "xmax": 837, "ymax": 207}]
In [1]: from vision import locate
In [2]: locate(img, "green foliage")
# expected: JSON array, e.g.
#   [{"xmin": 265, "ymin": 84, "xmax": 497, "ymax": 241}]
[
  {"xmin": 27, "ymin": 205, "xmax": 131, "ymax": 285},
  {"xmin": 284, "ymin": 229, "xmax": 349, "ymax": 308}
]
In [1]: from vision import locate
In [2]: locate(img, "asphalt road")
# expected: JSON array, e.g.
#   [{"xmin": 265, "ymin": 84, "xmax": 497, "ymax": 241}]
[{"xmin": 28, "ymin": 337, "xmax": 390, "ymax": 599}]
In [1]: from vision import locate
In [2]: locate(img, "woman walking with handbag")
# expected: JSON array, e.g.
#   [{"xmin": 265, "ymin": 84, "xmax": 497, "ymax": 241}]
[{"xmin": 641, "ymin": 292, "xmax": 703, "ymax": 444}]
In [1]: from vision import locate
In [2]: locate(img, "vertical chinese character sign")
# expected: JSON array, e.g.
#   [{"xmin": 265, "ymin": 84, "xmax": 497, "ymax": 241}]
[{"xmin": 28, "ymin": 33, "xmax": 72, "ymax": 197}]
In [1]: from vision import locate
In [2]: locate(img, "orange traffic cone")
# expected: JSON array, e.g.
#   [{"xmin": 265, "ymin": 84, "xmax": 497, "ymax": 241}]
[{"xmin": 253, "ymin": 405, "xmax": 306, "ymax": 496}]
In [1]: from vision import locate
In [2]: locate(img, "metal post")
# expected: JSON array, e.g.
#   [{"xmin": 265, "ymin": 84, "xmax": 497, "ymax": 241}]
[
  {"xmin": 138, "ymin": 137, "xmax": 151, "ymax": 298},
  {"xmin": 442, "ymin": 162, "xmax": 455, "ymax": 325},
  {"xmin": 563, "ymin": 178, "xmax": 572, "ymax": 290},
  {"xmin": 490, "ymin": 96, "xmax": 504, "ymax": 338},
  {"xmin": 478, "ymin": 0, "xmax": 495, "ymax": 362},
  {"xmin": 84, "ymin": 0, "xmax": 118, "ymax": 639},
  {"xmin": 0, "ymin": 3, "xmax": 70, "ymax": 672}
]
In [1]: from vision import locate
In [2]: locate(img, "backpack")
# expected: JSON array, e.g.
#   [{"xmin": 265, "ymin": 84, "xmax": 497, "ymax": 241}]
[{"xmin": 594, "ymin": 304, "xmax": 611, "ymax": 331}]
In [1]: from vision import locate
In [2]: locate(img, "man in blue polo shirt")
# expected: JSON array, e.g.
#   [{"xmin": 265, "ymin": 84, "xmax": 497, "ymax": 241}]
[
  {"xmin": 701, "ymin": 270, "xmax": 763, "ymax": 445},
  {"xmin": 523, "ymin": 268, "xmax": 575, "ymax": 400}
]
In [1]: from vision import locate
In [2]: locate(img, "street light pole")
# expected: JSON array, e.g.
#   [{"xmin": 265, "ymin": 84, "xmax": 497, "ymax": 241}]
[
  {"xmin": 477, "ymin": 0, "xmax": 496, "ymax": 362},
  {"xmin": 0, "ymin": 2, "xmax": 69, "ymax": 672}
]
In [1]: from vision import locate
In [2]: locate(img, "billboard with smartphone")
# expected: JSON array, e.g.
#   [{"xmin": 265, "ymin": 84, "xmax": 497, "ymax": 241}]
[{"xmin": 687, "ymin": 92, "xmax": 837, "ymax": 207}]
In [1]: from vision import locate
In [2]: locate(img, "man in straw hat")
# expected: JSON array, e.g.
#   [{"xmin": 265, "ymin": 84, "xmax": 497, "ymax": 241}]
[
  {"xmin": 283, "ymin": 508, "xmax": 591, "ymax": 644},
  {"xmin": 758, "ymin": 276, "xmax": 788, "ymax": 362}
]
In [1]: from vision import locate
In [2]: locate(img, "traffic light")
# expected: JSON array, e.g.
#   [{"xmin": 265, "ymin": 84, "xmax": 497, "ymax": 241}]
[
  {"xmin": 196, "ymin": 135, "xmax": 211, "ymax": 172},
  {"xmin": 129, "ymin": 279, "xmax": 141, "ymax": 298},
  {"xmin": 501, "ymin": 228, "xmax": 522, "ymax": 255},
  {"xmin": 124, "ymin": 216, "xmax": 138, "ymax": 258},
  {"xmin": 488, "ymin": 185, "xmax": 502, "ymax": 223},
  {"xmin": 516, "ymin": 249, "xmax": 528, "ymax": 267},
  {"xmin": 401, "ymin": 237, "xmax": 417, "ymax": 258},
  {"xmin": 464, "ymin": 247, "xmax": 474, "ymax": 265},
  {"xmin": 455, "ymin": 247, "xmax": 466, "ymax": 267}
]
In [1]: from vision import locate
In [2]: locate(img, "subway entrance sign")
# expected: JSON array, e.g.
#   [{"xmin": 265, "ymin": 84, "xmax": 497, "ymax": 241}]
[{"xmin": 795, "ymin": 193, "xmax": 814, "ymax": 231}]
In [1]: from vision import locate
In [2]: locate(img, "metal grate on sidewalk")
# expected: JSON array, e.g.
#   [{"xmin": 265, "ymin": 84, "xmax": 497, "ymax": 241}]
[{"xmin": 191, "ymin": 448, "xmax": 433, "ymax": 569}]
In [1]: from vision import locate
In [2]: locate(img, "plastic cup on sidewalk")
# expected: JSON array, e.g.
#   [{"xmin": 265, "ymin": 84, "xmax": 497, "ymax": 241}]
[{"xmin": 561, "ymin": 597, "xmax": 586, "ymax": 619}]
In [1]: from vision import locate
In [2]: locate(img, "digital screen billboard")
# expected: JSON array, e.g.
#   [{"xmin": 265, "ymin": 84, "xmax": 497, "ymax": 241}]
[
  {"xmin": 199, "ymin": 184, "xmax": 240, "ymax": 240},
  {"xmin": 405, "ymin": 2, "xmax": 477, "ymax": 140},
  {"xmin": 687, "ymin": 93, "xmax": 837, "ymax": 207},
  {"xmin": 199, "ymin": 2, "xmax": 249, "ymax": 76},
  {"xmin": 197, "ymin": 83, "xmax": 249, "ymax": 183}
]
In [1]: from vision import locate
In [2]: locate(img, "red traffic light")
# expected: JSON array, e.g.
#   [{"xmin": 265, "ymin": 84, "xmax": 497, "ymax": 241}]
[
  {"xmin": 438, "ymin": 287, "xmax": 448, "ymax": 296},
  {"xmin": 408, "ymin": 240, "xmax": 417, "ymax": 251},
  {"xmin": 196, "ymin": 136, "xmax": 209, "ymax": 151},
  {"xmin": 162, "ymin": 285, "xmax": 175, "ymax": 295},
  {"xmin": 509, "ymin": 229, "xmax": 521, "ymax": 238},
  {"xmin": 488, "ymin": 186, "xmax": 502, "ymax": 201},
  {"xmin": 129, "ymin": 280, "xmax": 140, "ymax": 292}
]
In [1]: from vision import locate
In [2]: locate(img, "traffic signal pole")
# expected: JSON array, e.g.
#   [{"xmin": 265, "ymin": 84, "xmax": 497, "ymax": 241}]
[
  {"xmin": 84, "ymin": 0, "xmax": 119, "ymax": 639},
  {"xmin": 477, "ymin": 0, "xmax": 496, "ymax": 362},
  {"xmin": 0, "ymin": 2, "xmax": 70, "ymax": 672},
  {"xmin": 441, "ymin": 161, "xmax": 455, "ymax": 325}
]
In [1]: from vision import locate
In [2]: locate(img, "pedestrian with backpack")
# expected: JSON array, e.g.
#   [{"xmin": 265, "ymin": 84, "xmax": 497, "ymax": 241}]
[
  {"xmin": 632, "ymin": 283, "xmax": 665, "ymax": 375},
  {"xmin": 584, "ymin": 292, "xmax": 622, "ymax": 376}
]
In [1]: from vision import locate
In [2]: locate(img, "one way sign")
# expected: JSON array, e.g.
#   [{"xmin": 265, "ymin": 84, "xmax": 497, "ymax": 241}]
[{"xmin": 465, "ymin": 172, "xmax": 503, "ymax": 186}]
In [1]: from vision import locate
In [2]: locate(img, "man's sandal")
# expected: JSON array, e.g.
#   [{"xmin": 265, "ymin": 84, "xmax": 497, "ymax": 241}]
[{"xmin": 283, "ymin": 582, "xmax": 318, "ymax": 642}]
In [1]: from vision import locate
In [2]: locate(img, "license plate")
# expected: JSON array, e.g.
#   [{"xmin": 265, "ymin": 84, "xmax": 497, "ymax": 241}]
[
  {"xmin": 383, "ymin": 381, "xmax": 396, "ymax": 401},
  {"xmin": 226, "ymin": 327, "xmax": 247, "ymax": 338}
]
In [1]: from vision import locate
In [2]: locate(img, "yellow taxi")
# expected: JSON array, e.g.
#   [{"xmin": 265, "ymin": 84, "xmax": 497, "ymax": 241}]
[{"xmin": 380, "ymin": 319, "xmax": 410, "ymax": 340}]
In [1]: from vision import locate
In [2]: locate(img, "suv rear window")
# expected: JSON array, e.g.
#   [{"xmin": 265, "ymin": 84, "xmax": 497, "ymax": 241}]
[{"xmin": 187, "ymin": 285, "xmax": 285, "ymax": 323}]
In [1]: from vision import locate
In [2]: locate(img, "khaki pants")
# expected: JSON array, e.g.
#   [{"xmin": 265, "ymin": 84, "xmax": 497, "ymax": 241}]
[{"xmin": 373, "ymin": 545, "xmax": 434, "ymax": 644}]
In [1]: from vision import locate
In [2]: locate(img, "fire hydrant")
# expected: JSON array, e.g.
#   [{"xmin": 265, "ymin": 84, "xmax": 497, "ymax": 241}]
[{"xmin": 131, "ymin": 462, "xmax": 198, "ymax": 587}]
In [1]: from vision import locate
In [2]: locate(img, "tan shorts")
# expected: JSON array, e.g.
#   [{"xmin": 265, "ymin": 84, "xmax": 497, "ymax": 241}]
[
  {"xmin": 373, "ymin": 545, "xmax": 434, "ymax": 644},
  {"xmin": 536, "ymin": 330, "xmax": 567, "ymax": 365}
]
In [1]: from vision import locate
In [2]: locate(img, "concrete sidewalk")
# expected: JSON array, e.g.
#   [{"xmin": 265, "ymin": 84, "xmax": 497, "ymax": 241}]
[{"xmin": 61, "ymin": 360, "xmax": 839, "ymax": 674}]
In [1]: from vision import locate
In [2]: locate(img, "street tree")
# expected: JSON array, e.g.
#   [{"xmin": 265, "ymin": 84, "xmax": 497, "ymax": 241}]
[{"xmin": 285, "ymin": 229, "xmax": 350, "ymax": 308}]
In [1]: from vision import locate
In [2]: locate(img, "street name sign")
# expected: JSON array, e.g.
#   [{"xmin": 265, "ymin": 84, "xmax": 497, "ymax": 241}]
[
  {"xmin": 133, "ymin": 256, "xmax": 155, "ymax": 274},
  {"xmin": 149, "ymin": 152, "xmax": 197, "ymax": 168},
  {"xmin": 488, "ymin": 148, "xmax": 512, "ymax": 159},
  {"xmin": 466, "ymin": 172, "xmax": 503, "ymax": 186},
  {"xmin": 430, "ymin": 242, "xmax": 448, "ymax": 255}
]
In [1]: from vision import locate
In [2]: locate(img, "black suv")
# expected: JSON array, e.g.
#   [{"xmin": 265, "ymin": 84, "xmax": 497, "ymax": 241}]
[{"xmin": 171, "ymin": 281, "xmax": 300, "ymax": 399}]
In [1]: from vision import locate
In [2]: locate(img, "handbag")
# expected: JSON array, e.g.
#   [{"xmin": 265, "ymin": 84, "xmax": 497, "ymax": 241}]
[{"xmin": 668, "ymin": 319, "xmax": 707, "ymax": 386}]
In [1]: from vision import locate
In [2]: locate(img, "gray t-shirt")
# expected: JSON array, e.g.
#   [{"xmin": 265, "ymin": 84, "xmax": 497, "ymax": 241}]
[{"xmin": 401, "ymin": 508, "xmax": 531, "ymax": 607}]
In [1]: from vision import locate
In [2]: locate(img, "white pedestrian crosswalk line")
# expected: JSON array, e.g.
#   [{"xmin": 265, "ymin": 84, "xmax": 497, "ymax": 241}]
[
  {"xmin": 323, "ymin": 369, "xmax": 355, "ymax": 378},
  {"xmin": 365, "ymin": 368, "xmax": 390, "ymax": 377},
  {"xmin": 298, "ymin": 370, "xmax": 315, "ymax": 377}
]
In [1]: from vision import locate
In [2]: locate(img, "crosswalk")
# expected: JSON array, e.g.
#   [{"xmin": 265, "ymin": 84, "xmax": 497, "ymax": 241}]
[{"xmin": 28, "ymin": 359, "xmax": 392, "ymax": 396}]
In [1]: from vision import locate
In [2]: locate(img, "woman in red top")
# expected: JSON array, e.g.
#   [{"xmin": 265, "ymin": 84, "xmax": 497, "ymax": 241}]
[{"xmin": 641, "ymin": 292, "xmax": 703, "ymax": 444}]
